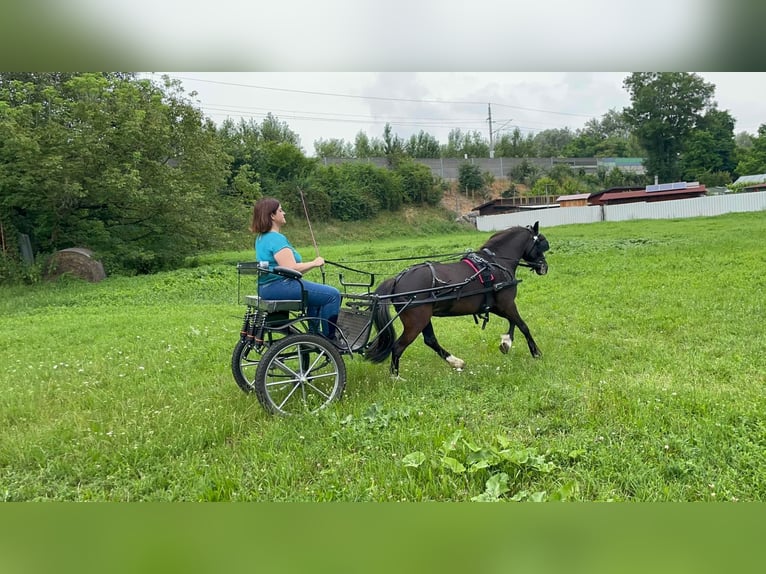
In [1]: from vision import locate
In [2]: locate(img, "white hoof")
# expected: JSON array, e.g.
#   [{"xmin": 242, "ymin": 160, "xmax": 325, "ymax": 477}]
[
  {"xmin": 499, "ymin": 334, "xmax": 512, "ymax": 354},
  {"xmin": 446, "ymin": 355, "xmax": 465, "ymax": 370}
]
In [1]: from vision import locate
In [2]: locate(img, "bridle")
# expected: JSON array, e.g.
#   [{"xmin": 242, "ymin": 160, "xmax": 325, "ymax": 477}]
[{"xmin": 483, "ymin": 227, "xmax": 549, "ymax": 274}]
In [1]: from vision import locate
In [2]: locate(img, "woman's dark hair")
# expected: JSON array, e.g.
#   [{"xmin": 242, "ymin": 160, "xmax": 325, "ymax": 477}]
[{"xmin": 250, "ymin": 197, "xmax": 281, "ymax": 234}]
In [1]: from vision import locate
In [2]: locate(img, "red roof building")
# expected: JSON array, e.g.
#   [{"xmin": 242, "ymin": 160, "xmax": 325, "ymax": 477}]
[{"xmin": 590, "ymin": 183, "xmax": 707, "ymax": 205}]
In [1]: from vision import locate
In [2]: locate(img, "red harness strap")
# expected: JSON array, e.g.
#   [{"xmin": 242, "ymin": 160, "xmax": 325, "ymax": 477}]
[{"xmin": 462, "ymin": 256, "xmax": 495, "ymax": 284}]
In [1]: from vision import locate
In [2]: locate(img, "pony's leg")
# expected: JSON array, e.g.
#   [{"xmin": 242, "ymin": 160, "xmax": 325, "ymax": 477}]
[
  {"xmin": 498, "ymin": 304, "xmax": 542, "ymax": 358},
  {"xmin": 499, "ymin": 322, "xmax": 516, "ymax": 354},
  {"xmin": 390, "ymin": 308, "xmax": 433, "ymax": 377},
  {"xmin": 422, "ymin": 321, "xmax": 465, "ymax": 371}
]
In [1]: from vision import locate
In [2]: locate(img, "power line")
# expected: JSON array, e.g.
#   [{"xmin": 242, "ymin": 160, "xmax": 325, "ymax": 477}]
[
  {"xmin": 163, "ymin": 73, "xmax": 599, "ymax": 119},
  {"xmin": 203, "ymin": 103, "xmax": 494, "ymax": 125}
]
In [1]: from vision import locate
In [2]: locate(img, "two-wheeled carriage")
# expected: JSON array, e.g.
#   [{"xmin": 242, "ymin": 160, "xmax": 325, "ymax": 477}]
[
  {"xmin": 231, "ymin": 223, "xmax": 550, "ymax": 416},
  {"xmin": 231, "ymin": 262, "xmax": 378, "ymax": 415}
]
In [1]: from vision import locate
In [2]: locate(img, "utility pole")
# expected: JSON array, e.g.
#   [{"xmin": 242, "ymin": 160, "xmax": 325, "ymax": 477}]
[{"xmin": 487, "ymin": 103, "xmax": 494, "ymax": 158}]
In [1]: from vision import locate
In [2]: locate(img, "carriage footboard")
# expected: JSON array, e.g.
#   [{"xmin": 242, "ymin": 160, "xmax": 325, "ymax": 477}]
[{"xmin": 337, "ymin": 305, "xmax": 372, "ymax": 351}]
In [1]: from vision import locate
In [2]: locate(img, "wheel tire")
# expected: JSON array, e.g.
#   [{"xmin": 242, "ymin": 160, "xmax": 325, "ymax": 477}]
[
  {"xmin": 254, "ymin": 333, "xmax": 346, "ymax": 415},
  {"xmin": 231, "ymin": 339, "xmax": 263, "ymax": 393}
]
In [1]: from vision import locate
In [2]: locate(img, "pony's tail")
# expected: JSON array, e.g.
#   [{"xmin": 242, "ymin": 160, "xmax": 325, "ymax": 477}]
[{"xmin": 365, "ymin": 278, "xmax": 396, "ymax": 364}]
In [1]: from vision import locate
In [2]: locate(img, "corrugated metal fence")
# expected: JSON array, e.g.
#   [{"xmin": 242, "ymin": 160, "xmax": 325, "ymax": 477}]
[
  {"xmin": 475, "ymin": 191, "xmax": 766, "ymax": 232},
  {"xmin": 321, "ymin": 156, "xmax": 644, "ymax": 180}
]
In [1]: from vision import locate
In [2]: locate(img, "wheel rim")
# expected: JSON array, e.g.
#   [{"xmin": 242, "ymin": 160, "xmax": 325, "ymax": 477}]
[
  {"xmin": 235, "ymin": 342, "xmax": 260, "ymax": 391},
  {"xmin": 260, "ymin": 339, "xmax": 344, "ymax": 415}
]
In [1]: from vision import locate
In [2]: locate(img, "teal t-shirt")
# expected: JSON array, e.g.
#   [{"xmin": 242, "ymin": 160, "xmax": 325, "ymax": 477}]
[{"xmin": 255, "ymin": 231, "xmax": 302, "ymax": 284}]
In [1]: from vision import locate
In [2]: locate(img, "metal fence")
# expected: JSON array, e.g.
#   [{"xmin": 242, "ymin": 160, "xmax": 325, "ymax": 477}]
[
  {"xmin": 320, "ymin": 156, "xmax": 645, "ymax": 180},
  {"xmin": 475, "ymin": 191, "xmax": 766, "ymax": 232}
]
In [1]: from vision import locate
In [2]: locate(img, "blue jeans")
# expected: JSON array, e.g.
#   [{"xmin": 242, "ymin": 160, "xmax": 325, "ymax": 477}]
[{"xmin": 259, "ymin": 278, "xmax": 341, "ymax": 338}]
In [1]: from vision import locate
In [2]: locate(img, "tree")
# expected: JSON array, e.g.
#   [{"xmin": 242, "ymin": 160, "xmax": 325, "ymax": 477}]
[
  {"xmin": 736, "ymin": 124, "xmax": 766, "ymax": 176},
  {"xmin": 396, "ymin": 158, "xmax": 440, "ymax": 205},
  {"xmin": 354, "ymin": 131, "xmax": 384, "ymax": 158},
  {"xmin": 507, "ymin": 159, "xmax": 541, "ymax": 187},
  {"xmin": 311, "ymin": 162, "xmax": 402, "ymax": 221},
  {"xmin": 563, "ymin": 109, "xmax": 644, "ymax": 158},
  {"xmin": 442, "ymin": 128, "xmax": 467, "ymax": 158},
  {"xmin": 532, "ymin": 128, "xmax": 575, "ymax": 157},
  {"xmin": 314, "ymin": 138, "xmax": 354, "ymax": 158},
  {"xmin": 493, "ymin": 127, "xmax": 535, "ymax": 157},
  {"xmin": 622, "ymin": 72, "xmax": 715, "ymax": 182},
  {"xmin": 382, "ymin": 123, "xmax": 404, "ymax": 166},
  {"xmin": 405, "ymin": 130, "xmax": 441, "ymax": 158},
  {"xmin": 441, "ymin": 128, "xmax": 489, "ymax": 159},
  {"xmin": 530, "ymin": 176, "xmax": 557, "ymax": 197},
  {"xmin": 0, "ymin": 73, "xmax": 232, "ymax": 274},
  {"xmin": 260, "ymin": 112, "xmax": 300, "ymax": 147},
  {"xmin": 458, "ymin": 163, "xmax": 483, "ymax": 196},
  {"xmin": 679, "ymin": 108, "xmax": 736, "ymax": 183}
]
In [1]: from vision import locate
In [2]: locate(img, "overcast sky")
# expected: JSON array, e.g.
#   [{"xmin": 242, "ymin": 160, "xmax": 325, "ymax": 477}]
[{"xmin": 144, "ymin": 73, "xmax": 766, "ymax": 156}]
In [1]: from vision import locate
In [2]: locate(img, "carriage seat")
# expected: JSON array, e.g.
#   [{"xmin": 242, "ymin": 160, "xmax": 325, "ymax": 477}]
[{"xmin": 245, "ymin": 295, "xmax": 304, "ymax": 313}]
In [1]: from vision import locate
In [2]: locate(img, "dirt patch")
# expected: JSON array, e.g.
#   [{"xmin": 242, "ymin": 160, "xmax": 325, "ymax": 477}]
[{"xmin": 441, "ymin": 180, "xmax": 530, "ymax": 216}]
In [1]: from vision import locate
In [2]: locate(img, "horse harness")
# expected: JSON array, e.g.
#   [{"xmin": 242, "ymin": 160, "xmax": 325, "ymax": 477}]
[
  {"xmin": 461, "ymin": 248, "xmax": 519, "ymax": 329},
  {"xmin": 388, "ymin": 249, "xmax": 519, "ymax": 329}
]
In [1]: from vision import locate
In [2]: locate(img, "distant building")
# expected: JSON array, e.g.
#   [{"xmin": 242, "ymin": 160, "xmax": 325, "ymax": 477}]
[
  {"xmin": 472, "ymin": 196, "xmax": 559, "ymax": 216},
  {"xmin": 589, "ymin": 182, "xmax": 707, "ymax": 206},
  {"xmin": 475, "ymin": 181, "xmax": 707, "ymax": 215},
  {"xmin": 556, "ymin": 193, "xmax": 590, "ymax": 207},
  {"xmin": 733, "ymin": 174, "xmax": 766, "ymax": 192}
]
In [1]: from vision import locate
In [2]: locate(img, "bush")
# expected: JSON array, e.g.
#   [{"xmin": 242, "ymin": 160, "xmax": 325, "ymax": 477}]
[{"xmin": 0, "ymin": 253, "xmax": 42, "ymax": 285}]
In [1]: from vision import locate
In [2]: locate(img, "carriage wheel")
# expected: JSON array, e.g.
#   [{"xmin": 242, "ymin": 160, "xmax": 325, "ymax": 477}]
[
  {"xmin": 231, "ymin": 339, "xmax": 263, "ymax": 393},
  {"xmin": 231, "ymin": 320, "xmax": 308, "ymax": 393},
  {"xmin": 254, "ymin": 333, "xmax": 346, "ymax": 415}
]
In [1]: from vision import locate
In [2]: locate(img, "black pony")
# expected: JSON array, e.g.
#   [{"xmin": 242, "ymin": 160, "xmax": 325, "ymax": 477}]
[{"xmin": 365, "ymin": 222, "xmax": 550, "ymax": 376}]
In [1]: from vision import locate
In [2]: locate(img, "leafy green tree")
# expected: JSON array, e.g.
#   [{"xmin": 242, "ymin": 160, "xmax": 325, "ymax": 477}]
[
  {"xmin": 592, "ymin": 166, "xmax": 648, "ymax": 189},
  {"xmin": 735, "ymin": 131, "xmax": 753, "ymax": 150},
  {"xmin": 493, "ymin": 127, "xmax": 536, "ymax": 157},
  {"xmin": 216, "ymin": 115, "xmax": 316, "ymax": 204},
  {"xmin": 311, "ymin": 163, "xmax": 395, "ymax": 221},
  {"xmin": 232, "ymin": 165, "xmax": 262, "ymax": 203},
  {"xmin": 442, "ymin": 129, "xmax": 489, "ymax": 158},
  {"xmin": 532, "ymin": 128, "xmax": 575, "ymax": 157},
  {"xmin": 735, "ymin": 124, "xmax": 766, "ymax": 176},
  {"xmin": 405, "ymin": 130, "xmax": 441, "ymax": 158},
  {"xmin": 382, "ymin": 123, "xmax": 405, "ymax": 166},
  {"xmin": 353, "ymin": 131, "xmax": 384, "ymax": 158},
  {"xmin": 0, "ymin": 73, "xmax": 232, "ymax": 274},
  {"xmin": 563, "ymin": 109, "xmax": 644, "ymax": 158},
  {"xmin": 458, "ymin": 163, "xmax": 483, "ymax": 195},
  {"xmin": 463, "ymin": 130, "xmax": 490, "ymax": 158},
  {"xmin": 679, "ymin": 108, "xmax": 736, "ymax": 182},
  {"xmin": 260, "ymin": 112, "xmax": 301, "ymax": 147},
  {"xmin": 623, "ymin": 72, "xmax": 715, "ymax": 182},
  {"xmin": 314, "ymin": 138, "xmax": 354, "ymax": 158},
  {"xmin": 530, "ymin": 176, "xmax": 557, "ymax": 197},
  {"xmin": 442, "ymin": 128, "xmax": 467, "ymax": 158},
  {"xmin": 507, "ymin": 159, "xmax": 541, "ymax": 187},
  {"xmin": 396, "ymin": 158, "xmax": 440, "ymax": 205}
]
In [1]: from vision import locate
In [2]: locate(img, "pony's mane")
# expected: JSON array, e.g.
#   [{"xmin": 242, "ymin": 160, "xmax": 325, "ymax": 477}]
[{"xmin": 481, "ymin": 226, "xmax": 528, "ymax": 251}]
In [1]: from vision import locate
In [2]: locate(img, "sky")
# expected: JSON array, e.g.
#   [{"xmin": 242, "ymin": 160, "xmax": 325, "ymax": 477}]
[{"xmin": 144, "ymin": 73, "xmax": 766, "ymax": 156}]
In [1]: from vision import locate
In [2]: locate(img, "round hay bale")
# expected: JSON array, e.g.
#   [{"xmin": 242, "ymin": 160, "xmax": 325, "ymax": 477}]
[{"xmin": 46, "ymin": 248, "xmax": 106, "ymax": 283}]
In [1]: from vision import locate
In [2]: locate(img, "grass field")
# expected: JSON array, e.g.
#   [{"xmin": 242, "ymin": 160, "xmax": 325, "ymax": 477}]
[{"xmin": 1, "ymin": 211, "xmax": 765, "ymax": 501}]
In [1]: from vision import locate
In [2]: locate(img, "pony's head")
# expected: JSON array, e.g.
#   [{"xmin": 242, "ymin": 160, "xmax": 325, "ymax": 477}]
[
  {"xmin": 484, "ymin": 221, "xmax": 550, "ymax": 275},
  {"xmin": 522, "ymin": 221, "xmax": 549, "ymax": 275}
]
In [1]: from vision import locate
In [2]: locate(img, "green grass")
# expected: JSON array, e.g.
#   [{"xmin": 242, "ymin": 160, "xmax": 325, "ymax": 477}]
[{"xmin": 1, "ymin": 211, "xmax": 765, "ymax": 501}]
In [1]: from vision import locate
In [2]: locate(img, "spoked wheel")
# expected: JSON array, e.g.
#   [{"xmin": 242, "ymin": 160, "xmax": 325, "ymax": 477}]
[
  {"xmin": 254, "ymin": 333, "xmax": 346, "ymax": 415},
  {"xmin": 231, "ymin": 339, "xmax": 264, "ymax": 393}
]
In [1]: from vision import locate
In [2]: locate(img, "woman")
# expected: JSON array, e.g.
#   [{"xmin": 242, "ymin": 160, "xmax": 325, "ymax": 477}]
[{"xmin": 250, "ymin": 197, "xmax": 341, "ymax": 339}]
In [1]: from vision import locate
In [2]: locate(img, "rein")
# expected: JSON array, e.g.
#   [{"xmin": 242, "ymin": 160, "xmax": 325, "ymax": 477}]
[{"xmin": 328, "ymin": 251, "xmax": 468, "ymax": 264}]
